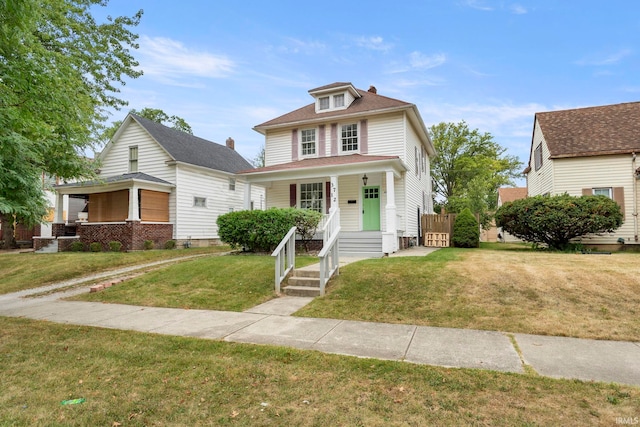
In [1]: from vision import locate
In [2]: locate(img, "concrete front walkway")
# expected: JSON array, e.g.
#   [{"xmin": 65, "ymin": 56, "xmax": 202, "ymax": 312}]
[{"xmin": 1, "ymin": 252, "xmax": 639, "ymax": 387}]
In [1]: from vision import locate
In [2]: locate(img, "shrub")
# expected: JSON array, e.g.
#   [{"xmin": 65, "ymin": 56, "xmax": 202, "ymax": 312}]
[
  {"xmin": 108, "ymin": 241, "xmax": 122, "ymax": 252},
  {"xmin": 70, "ymin": 241, "xmax": 84, "ymax": 252},
  {"xmin": 89, "ymin": 242, "xmax": 102, "ymax": 252},
  {"xmin": 293, "ymin": 209, "xmax": 323, "ymax": 251},
  {"xmin": 452, "ymin": 208, "xmax": 479, "ymax": 248},
  {"xmin": 164, "ymin": 240, "xmax": 176, "ymax": 250},
  {"xmin": 143, "ymin": 240, "xmax": 154, "ymax": 250},
  {"xmin": 495, "ymin": 194, "xmax": 623, "ymax": 250}
]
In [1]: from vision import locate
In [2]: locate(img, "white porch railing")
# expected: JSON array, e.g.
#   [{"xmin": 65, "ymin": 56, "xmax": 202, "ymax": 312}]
[
  {"xmin": 318, "ymin": 208, "xmax": 341, "ymax": 296},
  {"xmin": 271, "ymin": 226, "xmax": 296, "ymax": 294}
]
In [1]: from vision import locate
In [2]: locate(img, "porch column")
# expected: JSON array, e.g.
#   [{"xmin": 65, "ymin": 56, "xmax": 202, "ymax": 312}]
[
  {"xmin": 127, "ymin": 186, "xmax": 140, "ymax": 221},
  {"xmin": 244, "ymin": 182, "xmax": 252, "ymax": 210},
  {"xmin": 54, "ymin": 192, "xmax": 64, "ymax": 223},
  {"xmin": 382, "ymin": 170, "xmax": 397, "ymax": 254},
  {"xmin": 329, "ymin": 175, "xmax": 339, "ymax": 213}
]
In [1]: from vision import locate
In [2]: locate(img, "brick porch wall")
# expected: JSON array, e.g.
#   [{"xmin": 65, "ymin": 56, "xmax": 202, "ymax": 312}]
[
  {"xmin": 52, "ymin": 223, "xmax": 66, "ymax": 237},
  {"xmin": 78, "ymin": 222, "xmax": 173, "ymax": 251}
]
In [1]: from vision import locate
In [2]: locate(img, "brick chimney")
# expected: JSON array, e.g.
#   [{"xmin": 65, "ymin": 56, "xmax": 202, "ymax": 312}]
[
  {"xmin": 225, "ymin": 137, "xmax": 235, "ymax": 150},
  {"xmin": 368, "ymin": 85, "xmax": 377, "ymax": 94}
]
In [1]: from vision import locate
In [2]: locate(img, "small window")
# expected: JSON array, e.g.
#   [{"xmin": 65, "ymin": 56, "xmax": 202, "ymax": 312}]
[
  {"xmin": 194, "ymin": 197, "xmax": 206, "ymax": 207},
  {"xmin": 341, "ymin": 123, "xmax": 358, "ymax": 152},
  {"xmin": 319, "ymin": 96, "xmax": 329, "ymax": 110},
  {"xmin": 333, "ymin": 94, "xmax": 344, "ymax": 108},
  {"xmin": 301, "ymin": 129, "xmax": 316, "ymax": 156},
  {"xmin": 129, "ymin": 146, "xmax": 138, "ymax": 173},
  {"xmin": 229, "ymin": 177, "xmax": 236, "ymax": 191},
  {"xmin": 534, "ymin": 143, "xmax": 543, "ymax": 171},
  {"xmin": 593, "ymin": 187, "xmax": 612, "ymax": 198}
]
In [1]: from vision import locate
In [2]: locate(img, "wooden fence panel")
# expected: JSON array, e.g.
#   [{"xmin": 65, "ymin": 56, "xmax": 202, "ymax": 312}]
[{"xmin": 421, "ymin": 214, "xmax": 457, "ymax": 246}]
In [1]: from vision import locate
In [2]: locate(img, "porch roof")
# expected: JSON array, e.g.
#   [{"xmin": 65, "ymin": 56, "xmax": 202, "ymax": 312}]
[{"xmin": 54, "ymin": 172, "xmax": 175, "ymax": 195}]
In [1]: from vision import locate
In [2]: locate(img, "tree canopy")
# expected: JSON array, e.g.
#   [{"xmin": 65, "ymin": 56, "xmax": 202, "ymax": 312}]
[
  {"xmin": 100, "ymin": 108, "xmax": 193, "ymax": 144},
  {"xmin": 429, "ymin": 121, "xmax": 522, "ymax": 226},
  {"xmin": 0, "ymin": 0, "xmax": 142, "ymax": 247}
]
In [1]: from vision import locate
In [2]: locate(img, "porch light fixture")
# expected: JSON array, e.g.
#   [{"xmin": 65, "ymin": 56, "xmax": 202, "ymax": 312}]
[{"xmin": 362, "ymin": 174, "xmax": 368, "ymax": 186}]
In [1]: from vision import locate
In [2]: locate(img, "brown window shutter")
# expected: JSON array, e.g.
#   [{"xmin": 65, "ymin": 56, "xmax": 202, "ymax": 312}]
[
  {"xmin": 582, "ymin": 188, "xmax": 592, "ymax": 196},
  {"xmin": 330, "ymin": 123, "xmax": 338, "ymax": 156},
  {"xmin": 360, "ymin": 119, "xmax": 368, "ymax": 154},
  {"xmin": 290, "ymin": 184, "xmax": 297, "ymax": 207},
  {"xmin": 325, "ymin": 181, "xmax": 331, "ymax": 213},
  {"xmin": 318, "ymin": 124, "xmax": 326, "ymax": 157},
  {"xmin": 613, "ymin": 187, "xmax": 625, "ymax": 219},
  {"xmin": 291, "ymin": 129, "xmax": 298, "ymax": 161}
]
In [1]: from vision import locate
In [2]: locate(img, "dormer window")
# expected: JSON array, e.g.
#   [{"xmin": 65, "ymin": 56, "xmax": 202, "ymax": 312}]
[
  {"xmin": 334, "ymin": 94, "xmax": 344, "ymax": 108},
  {"xmin": 319, "ymin": 96, "xmax": 330, "ymax": 110}
]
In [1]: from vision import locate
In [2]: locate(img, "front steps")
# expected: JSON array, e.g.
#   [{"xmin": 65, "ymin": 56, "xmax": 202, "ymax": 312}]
[
  {"xmin": 36, "ymin": 239, "xmax": 59, "ymax": 254},
  {"xmin": 339, "ymin": 231, "xmax": 383, "ymax": 257},
  {"xmin": 282, "ymin": 264, "xmax": 322, "ymax": 297}
]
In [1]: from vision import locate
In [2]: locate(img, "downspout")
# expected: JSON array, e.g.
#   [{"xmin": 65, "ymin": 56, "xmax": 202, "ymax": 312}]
[{"xmin": 632, "ymin": 153, "xmax": 638, "ymax": 242}]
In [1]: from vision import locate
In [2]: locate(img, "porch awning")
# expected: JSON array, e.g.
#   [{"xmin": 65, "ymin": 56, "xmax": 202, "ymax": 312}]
[{"xmin": 54, "ymin": 172, "xmax": 175, "ymax": 195}]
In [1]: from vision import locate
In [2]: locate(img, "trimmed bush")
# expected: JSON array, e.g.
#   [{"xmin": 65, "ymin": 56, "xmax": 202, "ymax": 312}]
[
  {"xmin": 89, "ymin": 242, "xmax": 102, "ymax": 252},
  {"xmin": 70, "ymin": 241, "xmax": 84, "ymax": 252},
  {"xmin": 495, "ymin": 194, "xmax": 623, "ymax": 250},
  {"xmin": 108, "ymin": 241, "xmax": 122, "ymax": 252},
  {"xmin": 164, "ymin": 240, "xmax": 176, "ymax": 250},
  {"xmin": 452, "ymin": 208, "xmax": 479, "ymax": 248},
  {"xmin": 143, "ymin": 240, "xmax": 154, "ymax": 250}
]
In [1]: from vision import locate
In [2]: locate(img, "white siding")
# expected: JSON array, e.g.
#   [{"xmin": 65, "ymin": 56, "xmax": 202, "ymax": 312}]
[
  {"xmin": 367, "ymin": 112, "xmax": 405, "ymax": 157},
  {"xmin": 100, "ymin": 121, "xmax": 175, "ymax": 183},
  {"xmin": 527, "ymin": 120, "xmax": 553, "ymax": 197},
  {"xmin": 401, "ymin": 116, "xmax": 430, "ymax": 236},
  {"xmin": 553, "ymin": 155, "xmax": 636, "ymax": 244},
  {"xmin": 264, "ymin": 129, "xmax": 291, "ymax": 166}
]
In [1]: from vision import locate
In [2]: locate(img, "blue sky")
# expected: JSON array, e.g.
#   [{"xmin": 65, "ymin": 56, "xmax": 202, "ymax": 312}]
[{"xmin": 94, "ymin": 0, "xmax": 640, "ymax": 172}]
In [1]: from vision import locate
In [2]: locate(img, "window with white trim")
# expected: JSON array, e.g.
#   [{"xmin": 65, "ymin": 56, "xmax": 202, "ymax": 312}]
[
  {"xmin": 194, "ymin": 197, "xmax": 206, "ymax": 207},
  {"xmin": 300, "ymin": 182, "xmax": 323, "ymax": 212},
  {"xmin": 129, "ymin": 146, "xmax": 138, "ymax": 173},
  {"xmin": 534, "ymin": 143, "xmax": 543, "ymax": 171},
  {"xmin": 229, "ymin": 177, "xmax": 236, "ymax": 191},
  {"xmin": 319, "ymin": 96, "xmax": 329, "ymax": 110},
  {"xmin": 333, "ymin": 94, "xmax": 344, "ymax": 108},
  {"xmin": 592, "ymin": 187, "xmax": 612, "ymax": 198},
  {"xmin": 301, "ymin": 129, "xmax": 316, "ymax": 156},
  {"xmin": 341, "ymin": 123, "xmax": 358, "ymax": 152}
]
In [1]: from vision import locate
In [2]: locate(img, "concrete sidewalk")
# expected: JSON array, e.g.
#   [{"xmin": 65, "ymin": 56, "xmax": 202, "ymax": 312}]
[{"xmin": 1, "ymin": 255, "xmax": 639, "ymax": 387}]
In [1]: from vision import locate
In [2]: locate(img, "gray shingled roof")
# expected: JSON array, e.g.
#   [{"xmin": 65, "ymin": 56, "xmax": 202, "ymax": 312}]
[
  {"xmin": 131, "ymin": 114, "xmax": 253, "ymax": 173},
  {"xmin": 536, "ymin": 101, "xmax": 640, "ymax": 158},
  {"xmin": 55, "ymin": 172, "xmax": 174, "ymax": 188}
]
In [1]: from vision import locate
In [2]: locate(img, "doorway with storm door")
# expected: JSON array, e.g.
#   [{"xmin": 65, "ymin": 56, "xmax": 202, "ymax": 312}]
[{"xmin": 362, "ymin": 186, "xmax": 381, "ymax": 231}]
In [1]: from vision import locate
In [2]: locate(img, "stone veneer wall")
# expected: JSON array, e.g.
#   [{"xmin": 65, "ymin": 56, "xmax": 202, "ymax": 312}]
[{"xmin": 78, "ymin": 222, "xmax": 173, "ymax": 251}]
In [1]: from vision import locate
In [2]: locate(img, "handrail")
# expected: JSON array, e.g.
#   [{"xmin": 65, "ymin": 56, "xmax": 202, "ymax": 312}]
[
  {"xmin": 318, "ymin": 222, "xmax": 341, "ymax": 296},
  {"xmin": 322, "ymin": 208, "xmax": 340, "ymax": 245},
  {"xmin": 271, "ymin": 226, "xmax": 297, "ymax": 294}
]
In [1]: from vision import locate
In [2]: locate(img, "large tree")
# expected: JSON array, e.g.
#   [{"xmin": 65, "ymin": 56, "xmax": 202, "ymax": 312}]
[
  {"xmin": 100, "ymin": 107, "xmax": 193, "ymax": 144},
  {"xmin": 0, "ymin": 0, "xmax": 142, "ymax": 248},
  {"xmin": 429, "ymin": 121, "xmax": 522, "ymax": 226}
]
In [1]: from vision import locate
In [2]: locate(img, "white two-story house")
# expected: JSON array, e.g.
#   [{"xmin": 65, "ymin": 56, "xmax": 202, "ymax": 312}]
[{"xmin": 239, "ymin": 82, "xmax": 436, "ymax": 256}]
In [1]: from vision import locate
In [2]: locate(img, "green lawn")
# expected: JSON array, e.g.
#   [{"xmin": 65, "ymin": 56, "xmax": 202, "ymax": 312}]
[{"xmin": 1, "ymin": 317, "xmax": 637, "ymax": 426}]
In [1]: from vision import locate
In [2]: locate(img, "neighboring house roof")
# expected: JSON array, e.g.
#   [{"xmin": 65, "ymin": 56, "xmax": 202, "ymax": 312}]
[
  {"xmin": 122, "ymin": 114, "xmax": 253, "ymax": 174},
  {"xmin": 254, "ymin": 86, "xmax": 412, "ymax": 130},
  {"xmin": 498, "ymin": 187, "xmax": 527, "ymax": 205},
  {"xmin": 238, "ymin": 154, "xmax": 402, "ymax": 175},
  {"xmin": 535, "ymin": 101, "xmax": 640, "ymax": 159},
  {"xmin": 55, "ymin": 172, "xmax": 174, "ymax": 188}
]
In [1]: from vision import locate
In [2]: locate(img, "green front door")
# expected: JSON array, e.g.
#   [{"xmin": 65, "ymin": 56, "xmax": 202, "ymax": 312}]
[{"xmin": 362, "ymin": 186, "xmax": 381, "ymax": 231}]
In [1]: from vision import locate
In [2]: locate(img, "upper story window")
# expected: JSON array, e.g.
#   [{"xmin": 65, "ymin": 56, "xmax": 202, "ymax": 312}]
[
  {"xmin": 129, "ymin": 146, "xmax": 138, "ymax": 173},
  {"xmin": 301, "ymin": 129, "xmax": 316, "ymax": 156},
  {"xmin": 229, "ymin": 177, "xmax": 236, "ymax": 191},
  {"xmin": 534, "ymin": 143, "xmax": 543, "ymax": 171},
  {"xmin": 319, "ymin": 96, "xmax": 330, "ymax": 110},
  {"xmin": 341, "ymin": 123, "xmax": 358, "ymax": 152},
  {"xmin": 333, "ymin": 94, "xmax": 345, "ymax": 108}
]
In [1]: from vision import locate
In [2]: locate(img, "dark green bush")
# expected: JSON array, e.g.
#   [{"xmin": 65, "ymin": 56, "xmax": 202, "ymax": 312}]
[
  {"xmin": 495, "ymin": 194, "xmax": 623, "ymax": 250},
  {"xmin": 108, "ymin": 241, "xmax": 122, "ymax": 252},
  {"xmin": 89, "ymin": 242, "xmax": 102, "ymax": 252},
  {"xmin": 217, "ymin": 208, "xmax": 322, "ymax": 252},
  {"xmin": 70, "ymin": 241, "xmax": 84, "ymax": 252},
  {"xmin": 164, "ymin": 240, "xmax": 176, "ymax": 250},
  {"xmin": 143, "ymin": 240, "xmax": 154, "ymax": 250},
  {"xmin": 452, "ymin": 208, "xmax": 479, "ymax": 248}
]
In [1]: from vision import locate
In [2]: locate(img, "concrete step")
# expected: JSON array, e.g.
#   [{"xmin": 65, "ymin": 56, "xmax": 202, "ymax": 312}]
[
  {"xmin": 282, "ymin": 285, "xmax": 321, "ymax": 297},
  {"xmin": 36, "ymin": 239, "xmax": 59, "ymax": 254},
  {"xmin": 287, "ymin": 276, "xmax": 321, "ymax": 287}
]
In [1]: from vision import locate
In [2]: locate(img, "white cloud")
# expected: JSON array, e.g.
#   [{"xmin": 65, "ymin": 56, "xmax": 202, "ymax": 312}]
[
  {"xmin": 354, "ymin": 36, "xmax": 393, "ymax": 52},
  {"xmin": 409, "ymin": 52, "xmax": 447, "ymax": 70},
  {"xmin": 138, "ymin": 36, "xmax": 235, "ymax": 84},
  {"xmin": 510, "ymin": 4, "xmax": 528, "ymax": 14},
  {"xmin": 461, "ymin": 0, "xmax": 494, "ymax": 11},
  {"xmin": 576, "ymin": 49, "xmax": 633, "ymax": 66}
]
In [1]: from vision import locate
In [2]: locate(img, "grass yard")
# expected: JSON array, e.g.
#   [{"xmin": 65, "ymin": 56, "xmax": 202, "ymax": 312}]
[
  {"xmin": 71, "ymin": 254, "xmax": 318, "ymax": 311},
  {"xmin": 0, "ymin": 247, "xmax": 229, "ymax": 295},
  {"xmin": 296, "ymin": 246, "xmax": 640, "ymax": 341},
  {"xmin": 1, "ymin": 317, "xmax": 638, "ymax": 426}
]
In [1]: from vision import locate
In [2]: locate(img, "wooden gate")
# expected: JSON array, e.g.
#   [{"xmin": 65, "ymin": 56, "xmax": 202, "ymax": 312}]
[{"xmin": 421, "ymin": 213, "xmax": 457, "ymax": 247}]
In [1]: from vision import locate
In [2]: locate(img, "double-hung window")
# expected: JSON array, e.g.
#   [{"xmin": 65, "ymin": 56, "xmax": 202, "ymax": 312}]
[
  {"xmin": 333, "ymin": 94, "xmax": 345, "ymax": 108},
  {"xmin": 229, "ymin": 177, "xmax": 236, "ymax": 191},
  {"xmin": 341, "ymin": 123, "xmax": 358, "ymax": 152},
  {"xmin": 300, "ymin": 182, "xmax": 323, "ymax": 213},
  {"xmin": 534, "ymin": 143, "xmax": 543, "ymax": 171},
  {"xmin": 319, "ymin": 96, "xmax": 330, "ymax": 110},
  {"xmin": 129, "ymin": 146, "xmax": 138, "ymax": 173},
  {"xmin": 301, "ymin": 129, "xmax": 316, "ymax": 156}
]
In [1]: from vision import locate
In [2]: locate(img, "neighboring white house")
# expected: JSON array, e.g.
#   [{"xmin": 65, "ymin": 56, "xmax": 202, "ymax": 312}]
[
  {"xmin": 239, "ymin": 82, "xmax": 436, "ymax": 256},
  {"xmin": 525, "ymin": 101, "xmax": 640, "ymax": 246},
  {"xmin": 50, "ymin": 113, "xmax": 263, "ymax": 250},
  {"xmin": 496, "ymin": 187, "xmax": 527, "ymax": 243}
]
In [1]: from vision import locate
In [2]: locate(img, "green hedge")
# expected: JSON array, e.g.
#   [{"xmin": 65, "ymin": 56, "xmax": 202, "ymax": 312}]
[{"xmin": 452, "ymin": 208, "xmax": 479, "ymax": 248}]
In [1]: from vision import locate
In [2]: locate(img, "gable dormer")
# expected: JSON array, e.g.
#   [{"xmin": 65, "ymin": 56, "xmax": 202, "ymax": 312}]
[{"xmin": 309, "ymin": 82, "xmax": 361, "ymax": 114}]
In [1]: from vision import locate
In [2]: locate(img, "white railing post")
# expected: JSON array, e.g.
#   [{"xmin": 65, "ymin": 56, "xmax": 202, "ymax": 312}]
[
  {"xmin": 318, "ymin": 208, "xmax": 340, "ymax": 296},
  {"xmin": 271, "ymin": 226, "xmax": 297, "ymax": 294}
]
